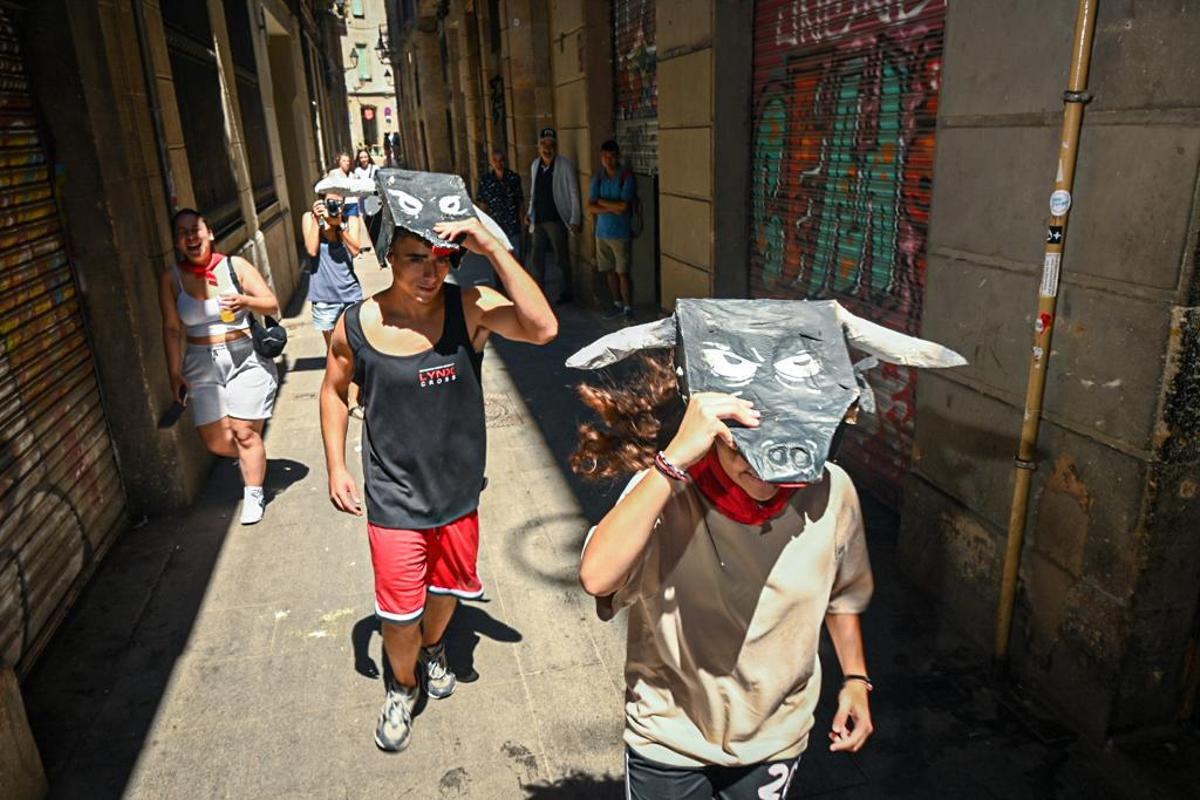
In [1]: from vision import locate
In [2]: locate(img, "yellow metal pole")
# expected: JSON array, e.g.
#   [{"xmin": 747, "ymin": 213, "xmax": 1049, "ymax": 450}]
[{"xmin": 994, "ymin": 0, "xmax": 1100, "ymax": 663}]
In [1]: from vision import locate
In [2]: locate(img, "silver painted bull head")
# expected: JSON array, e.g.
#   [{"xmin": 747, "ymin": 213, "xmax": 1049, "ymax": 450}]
[{"xmin": 566, "ymin": 299, "xmax": 966, "ymax": 484}]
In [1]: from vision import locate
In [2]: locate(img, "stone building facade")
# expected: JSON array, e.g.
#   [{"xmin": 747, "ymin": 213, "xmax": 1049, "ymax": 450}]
[{"xmin": 338, "ymin": 0, "xmax": 398, "ymax": 162}]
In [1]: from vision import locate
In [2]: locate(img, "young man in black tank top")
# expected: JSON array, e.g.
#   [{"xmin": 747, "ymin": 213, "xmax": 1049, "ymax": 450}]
[{"xmin": 320, "ymin": 212, "xmax": 556, "ymax": 753}]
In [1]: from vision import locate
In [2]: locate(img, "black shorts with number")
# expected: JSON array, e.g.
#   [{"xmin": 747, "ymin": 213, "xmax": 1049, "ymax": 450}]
[{"xmin": 625, "ymin": 746, "xmax": 801, "ymax": 800}]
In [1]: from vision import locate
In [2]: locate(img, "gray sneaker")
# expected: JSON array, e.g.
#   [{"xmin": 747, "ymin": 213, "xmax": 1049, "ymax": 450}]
[
  {"xmin": 420, "ymin": 641, "xmax": 457, "ymax": 699},
  {"xmin": 374, "ymin": 682, "xmax": 417, "ymax": 752}
]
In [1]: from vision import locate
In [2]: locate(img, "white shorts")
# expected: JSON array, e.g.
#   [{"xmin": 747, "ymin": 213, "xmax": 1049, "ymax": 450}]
[{"xmin": 183, "ymin": 337, "xmax": 278, "ymax": 427}]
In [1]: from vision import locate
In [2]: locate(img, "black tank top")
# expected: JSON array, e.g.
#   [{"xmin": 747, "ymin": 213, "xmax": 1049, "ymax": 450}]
[{"xmin": 345, "ymin": 284, "xmax": 486, "ymax": 528}]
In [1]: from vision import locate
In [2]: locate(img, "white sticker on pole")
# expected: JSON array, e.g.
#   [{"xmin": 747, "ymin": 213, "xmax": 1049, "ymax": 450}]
[
  {"xmin": 1040, "ymin": 252, "xmax": 1062, "ymax": 297},
  {"xmin": 1049, "ymin": 190, "xmax": 1072, "ymax": 217}
]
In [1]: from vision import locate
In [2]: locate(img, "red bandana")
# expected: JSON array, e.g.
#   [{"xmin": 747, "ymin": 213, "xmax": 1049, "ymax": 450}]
[
  {"xmin": 687, "ymin": 449, "xmax": 799, "ymax": 526},
  {"xmin": 179, "ymin": 251, "xmax": 224, "ymax": 287}
]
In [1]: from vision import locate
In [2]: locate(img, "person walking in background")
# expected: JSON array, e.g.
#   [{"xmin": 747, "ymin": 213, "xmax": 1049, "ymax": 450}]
[
  {"xmin": 476, "ymin": 148, "xmax": 524, "ymax": 260},
  {"xmin": 586, "ymin": 139, "xmax": 636, "ymax": 321},
  {"xmin": 319, "ymin": 173, "xmax": 557, "ymax": 753},
  {"xmin": 304, "ymin": 178, "xmax": 365, "ymax": 349},
  {"xmin": 158, "ymin": 208, "xmax": 280, "ymax": 525},
  {"xmin": 304, "ymin": 177, "xmax": 366, "ymax": 416},
  {"xmin": 523, "ymin": 127, "xmax": 580, "ymax": 304},
  {"xmin": 329, "ymin": 152, "xmax": 361, "ymax": 219},
  {"xmin": 354, "ymin": 148, "xmax": 381, "ymax": 250}
]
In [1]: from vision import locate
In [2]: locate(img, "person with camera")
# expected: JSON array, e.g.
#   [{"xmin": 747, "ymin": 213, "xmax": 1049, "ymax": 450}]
[
  {"xmin": 305, "ymin": 179, "xmax": 366, "ymax": 416},
  {"xmin": 158, "ymin": 208, "xmax": 281, "ymax": 525},
  {"xmin": 304, "ymin": 181, "xmax": 365, "ymax": 347}
]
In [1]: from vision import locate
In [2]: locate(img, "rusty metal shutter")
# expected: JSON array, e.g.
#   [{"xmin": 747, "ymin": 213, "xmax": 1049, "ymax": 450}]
[
  {"xmin": 613, "ymin": 0, "xmax": 657, "ymax": 175},
  {"xmin": 749, "ymin": 0, "xmax": 947, "ymax": 504},
  {"xmin": 0, "ymin": 10, "xmax": 126, "ymax": 676}
]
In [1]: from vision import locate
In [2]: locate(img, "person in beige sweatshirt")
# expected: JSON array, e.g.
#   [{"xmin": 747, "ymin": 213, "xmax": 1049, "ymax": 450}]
[
  {"xmin": 574, "ymin": 359, "xmax": 874, "ymax": 799},
  {"xmin": 568, "ymin": 299, "xmax": 966, "ymax": 799}
]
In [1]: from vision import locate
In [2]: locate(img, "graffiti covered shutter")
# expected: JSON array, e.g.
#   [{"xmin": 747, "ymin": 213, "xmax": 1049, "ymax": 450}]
[
  {"xmin": 0, "ymin": 10, "xmax": 126, "ymax": 676},
  {"xmin": 750, "ymin": 0, "xmax": 947, "ymax": 504},
  {"xmin": 613, "ymin": 0, "xmax": 657, "ymax": 175}
]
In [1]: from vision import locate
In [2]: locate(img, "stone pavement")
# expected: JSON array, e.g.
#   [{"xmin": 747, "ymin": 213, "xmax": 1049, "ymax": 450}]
[{"xmin": 21, "ymin": 257, "xmax": 1200, "ymax": 799}]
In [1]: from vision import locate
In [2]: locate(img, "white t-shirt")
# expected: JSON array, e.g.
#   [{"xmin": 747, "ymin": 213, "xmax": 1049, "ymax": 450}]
[{"xmin": 589, "ymin": 463, "xmax": 874, "ymax": 767}]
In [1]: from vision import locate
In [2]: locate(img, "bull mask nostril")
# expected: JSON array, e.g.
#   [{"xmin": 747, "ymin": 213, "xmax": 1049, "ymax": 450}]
[
  {"xmin": 768, "ymin": 446, "xmax": 789, "ymax": 466},
  {"xmin": 790, "ymin": 448, "xmax": 811, "ymax": 469}
]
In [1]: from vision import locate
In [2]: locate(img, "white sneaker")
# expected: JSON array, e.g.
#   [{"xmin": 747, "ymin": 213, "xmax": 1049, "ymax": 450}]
[{"xmin": 240, "ymin": 487, "xmax": 265, "ymax": 525}]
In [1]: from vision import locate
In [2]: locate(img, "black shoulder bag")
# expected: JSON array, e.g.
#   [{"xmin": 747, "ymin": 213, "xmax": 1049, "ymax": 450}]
[{"xmin": 225, "ymin": 258, "xmax": 287, "ymax": 359}]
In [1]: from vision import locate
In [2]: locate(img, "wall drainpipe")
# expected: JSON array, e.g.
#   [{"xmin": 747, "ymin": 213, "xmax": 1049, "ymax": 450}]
[{"xmin": 994, "ymin": 0, "xmax": 1100, "ymax": 666}]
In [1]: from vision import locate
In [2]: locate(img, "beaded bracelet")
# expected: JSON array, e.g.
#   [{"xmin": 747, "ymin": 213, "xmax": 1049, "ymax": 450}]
[{"xmin": 654, "ymin": 451, "xmax": 691, "ymax": 483}]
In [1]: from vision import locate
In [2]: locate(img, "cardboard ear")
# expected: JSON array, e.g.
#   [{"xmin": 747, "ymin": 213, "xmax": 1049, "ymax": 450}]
[
  {"xmin": 834, "ymin": 301, "xmax": 967, "ymax": 368},
  {"xmin": 565, "ymin": 317, "xmax": 677, "ymax": 369}
]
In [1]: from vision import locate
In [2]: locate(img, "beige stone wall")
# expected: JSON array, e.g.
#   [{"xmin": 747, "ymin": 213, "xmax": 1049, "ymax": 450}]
[{"xmin": 655, "ymin": 0, "xmax": 714, "ymax": 308}]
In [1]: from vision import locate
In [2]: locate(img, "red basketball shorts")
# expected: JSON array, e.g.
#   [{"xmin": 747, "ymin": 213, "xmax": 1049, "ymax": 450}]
[{"xmin": 367, "ymin": 511, "xmax": 484, "ymax": 624}]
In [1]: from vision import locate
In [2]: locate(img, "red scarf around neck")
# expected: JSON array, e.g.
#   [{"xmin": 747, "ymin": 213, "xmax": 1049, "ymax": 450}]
[
  {"xmin": 179, "ymin": 251, "xmax": 224, "ymax": 286},
  {"xmin": 686, "ymin": 449, "xmax": 798, "ymax": 526}
]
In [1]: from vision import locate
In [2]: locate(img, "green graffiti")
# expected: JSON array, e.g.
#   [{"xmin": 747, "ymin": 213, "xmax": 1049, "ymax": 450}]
[
  {"xmin": 752, "ymin": 96, "xmax": 788, "ymax": 288},
  {"xmin": 810, "ymin": 57, "xmax": 904, "ymax": 298}
]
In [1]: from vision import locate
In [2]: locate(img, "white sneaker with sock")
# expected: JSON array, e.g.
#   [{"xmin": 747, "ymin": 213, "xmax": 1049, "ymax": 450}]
[{"xmin": 240, "ymin": 486, "xmax": 265, "ymax": 525}]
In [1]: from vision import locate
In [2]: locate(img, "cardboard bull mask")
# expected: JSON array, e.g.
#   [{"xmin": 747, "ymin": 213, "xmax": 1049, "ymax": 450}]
[
  {"xmin": 566, "ymin": 299, "xmax": 967, "ymax": 484},
  {"xmin": 372, "ymin": 169, "xmax": 476, "ymax": 267}
]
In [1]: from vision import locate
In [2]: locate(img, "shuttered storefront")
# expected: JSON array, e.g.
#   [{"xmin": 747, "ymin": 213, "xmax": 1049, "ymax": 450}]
[
  {"xmin": 613, "ymin": 0, "xmax": 657, "ymax": 175},
  {"xmin": 0, "ymin": 9, "xmax": 125, "ymax": 676},
  {"xmin": 749, "ymin": 0, "xmax": 947, "ymax": 504}
]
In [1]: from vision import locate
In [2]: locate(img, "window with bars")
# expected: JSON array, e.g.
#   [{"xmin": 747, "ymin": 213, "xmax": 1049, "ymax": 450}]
[
  {"xmin": 223, "ymin": 0, "xmax": 277, "ymax": 212},
  {"xmin": 162, "ymin": 3, "xmax": 242, "ymax": 234}
]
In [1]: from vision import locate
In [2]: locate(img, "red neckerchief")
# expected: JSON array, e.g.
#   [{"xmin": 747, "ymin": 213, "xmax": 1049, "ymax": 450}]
[
  {"xmin": 179, "ymin": 251, "xmax": 223, "ymax": 287},
  {"xmin": 687, "ymin": 449, "xmax": 799, "ymax": 526}
]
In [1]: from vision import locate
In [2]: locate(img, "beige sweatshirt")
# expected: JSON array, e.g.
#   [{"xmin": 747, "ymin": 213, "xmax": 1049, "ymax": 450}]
[{"xmin": 594, "ymin": 463, "xmax": 873, "ymax": 767}]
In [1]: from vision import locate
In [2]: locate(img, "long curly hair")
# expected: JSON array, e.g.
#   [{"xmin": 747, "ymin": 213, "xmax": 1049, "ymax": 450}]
[{"xmin": 571, "ymin": 351, "xmax": 685, "ymax": 480}]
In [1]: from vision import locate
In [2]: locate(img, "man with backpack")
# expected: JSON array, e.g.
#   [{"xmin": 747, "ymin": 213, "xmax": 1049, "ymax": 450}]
[{"xmin": 586, "ymin": 139, "xmax": 637, "ymax": 321}]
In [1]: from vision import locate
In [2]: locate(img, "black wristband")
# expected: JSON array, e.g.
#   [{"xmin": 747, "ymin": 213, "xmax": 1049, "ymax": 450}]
[{"xmin": 843, "ymin": 674, "xmax": 874, "ymax": 692}]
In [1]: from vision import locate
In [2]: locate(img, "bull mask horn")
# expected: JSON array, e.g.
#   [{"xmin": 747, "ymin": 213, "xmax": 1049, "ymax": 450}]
[
  {"xmin": 313, "ymin": 175, "xmax": 377, "ymax": 195},
  {"xmin": 834, "ymin": 302, "xmax": 967, "ymax": 368},
  {"xmin": 565, "ymin": 318, "xmax": 676, "ymax": 369}
]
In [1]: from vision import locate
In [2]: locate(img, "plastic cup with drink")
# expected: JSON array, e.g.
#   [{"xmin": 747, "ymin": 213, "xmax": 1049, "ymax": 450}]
[{"xmin": 214, "ymin": 259, "xmax": 238, "ymax": 323}]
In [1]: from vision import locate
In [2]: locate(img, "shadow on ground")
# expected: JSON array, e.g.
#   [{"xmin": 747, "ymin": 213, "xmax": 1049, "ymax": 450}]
[
  {"xmin": 351, "ymin": 600, "xmax": 521, "ymax": 687},
  {"xmin": 21, "ymin": 278, "xmax": 315, "ymax": 799},
  {"xmin": 21, "ymin": 457, "xmax": 308, "ymax": 799},
  {"xmin": 522, "ymin": 771, "xmax": 624, "ymax": 799}
]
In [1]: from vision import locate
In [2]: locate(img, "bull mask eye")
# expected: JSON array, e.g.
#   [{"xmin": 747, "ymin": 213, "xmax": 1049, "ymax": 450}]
[
  {"xmin": 439, "ymin": 195, "xmax": 467, "ymax": 215},
  {"xmin": 391, "ymin": 190, "xmax": 423, "ymax": 216},
  {"xmin": 699, "ymin": 344, "xmax": 761, "ymax": 386},
  {"xmin": 774, "ymin": 352, "xmax": 820, "ymax": 384}
]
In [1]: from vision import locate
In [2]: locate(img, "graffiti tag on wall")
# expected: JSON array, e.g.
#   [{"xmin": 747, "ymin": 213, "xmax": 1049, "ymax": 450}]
[
  {"xmin": 614, "ymin": 0, "xmax": 658, "ymax": 174},
  {"xmin": 750, "ymin": 0, "xmax": 946, "ymax": 500}
]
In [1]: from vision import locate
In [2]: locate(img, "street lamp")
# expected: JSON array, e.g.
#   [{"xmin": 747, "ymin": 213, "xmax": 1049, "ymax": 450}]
[{"xmin": 375, "ymin": 25, "xmax": 399, "ymax": 64}]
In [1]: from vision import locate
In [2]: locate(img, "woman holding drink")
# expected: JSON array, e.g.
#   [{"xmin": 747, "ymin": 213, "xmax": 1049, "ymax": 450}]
[{"xmin": 158, "ymin": 208, "xmax": 281, "ymax": 524}]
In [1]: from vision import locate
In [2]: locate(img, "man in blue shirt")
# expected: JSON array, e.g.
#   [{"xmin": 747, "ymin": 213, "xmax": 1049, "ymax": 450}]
[{"xmin": 586, "ymin": 139, "xmax": 637, "ymax": 321}]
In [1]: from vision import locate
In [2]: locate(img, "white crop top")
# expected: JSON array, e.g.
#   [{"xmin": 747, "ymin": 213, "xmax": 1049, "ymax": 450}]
[{"xmin": 173, "ymin": 264, "xmax": 251, "ymax": 338}]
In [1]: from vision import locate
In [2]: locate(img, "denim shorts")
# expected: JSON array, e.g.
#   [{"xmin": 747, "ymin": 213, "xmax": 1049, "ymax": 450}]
[{"xmin": 311, "ymin": 300, "xmax": 355, "ymax": 332}]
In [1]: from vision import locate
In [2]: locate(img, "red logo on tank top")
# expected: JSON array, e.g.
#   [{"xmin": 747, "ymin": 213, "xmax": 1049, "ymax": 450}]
[{"xmin": 418, "ymin": 363, "xmax": 458, "ymax": 388}]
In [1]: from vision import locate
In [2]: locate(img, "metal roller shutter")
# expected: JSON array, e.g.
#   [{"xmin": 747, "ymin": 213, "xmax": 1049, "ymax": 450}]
[
  {"xmin": 0, "ymin": 8, "xmax": 126, "ymax": 676},
  {"xmin": 613, "ymin": 0, "xmax": 657, "ymax": 175},
  {"xmin": 749, "ymin": 0, "xmax": 947, "ymax": 504}
]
